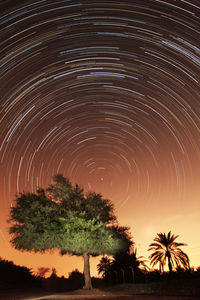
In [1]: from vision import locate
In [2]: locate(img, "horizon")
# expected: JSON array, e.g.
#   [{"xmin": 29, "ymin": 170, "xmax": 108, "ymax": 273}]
[{"xmin": 1, "ymin": 176, "xmax": 199, "ymax": 278}]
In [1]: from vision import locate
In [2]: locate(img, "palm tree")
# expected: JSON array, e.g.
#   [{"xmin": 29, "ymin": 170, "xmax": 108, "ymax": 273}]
[
  {"xmin": 148, "ymin": 231, "xmax": 190, "ymax": 273},
  {"xmin": 97, "ymin": 256, "xmax": 112, "ymax": 279},
  {"xmin": 102, "ymin": 248, "xmax": 149, "ymax": 283},
  {"xmin": 131, "ymin": 248, "xmax": 149, "ymax": 271}
]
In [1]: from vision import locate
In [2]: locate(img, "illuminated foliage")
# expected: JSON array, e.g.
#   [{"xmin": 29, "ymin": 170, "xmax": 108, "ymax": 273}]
[
  {"xmin": 8, "ymin": 174, "xmax": 131, "ymax": 289},
  {"xmin": 9, "ymin": 189, "xmax": 58, "ymax": 251}
]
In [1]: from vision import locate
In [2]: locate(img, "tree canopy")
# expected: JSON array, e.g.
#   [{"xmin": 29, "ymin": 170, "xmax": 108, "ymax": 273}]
[{"xmin": 8, "ymin": 174, "xmax": 132, "ymax": 289}]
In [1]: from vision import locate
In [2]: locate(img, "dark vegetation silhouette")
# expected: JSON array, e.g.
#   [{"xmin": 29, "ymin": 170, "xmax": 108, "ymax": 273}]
[
  {"xmin": 8, "ymin": 174, "xmax": 131, "ymax": 289},
  {"xmin": 148, "ymin": 231, "xmax": 190, "ymax": 273},
  {"xmin": 1, "ymin": 233, "xmax": 200, "ymax": 297},
  {"xmin": 97, "ymin": 246, "xmax": 149, "ymax": 284},
  {"xmin": 0, "ymin": 257, "xmax": 39, "ymax": 288},
  {"xmin": 0, "ymin": 257, "xmax": 99, "ymax": 295},
  {"xmin": 96, "ymin": 232, "xmax": 199, "ymax": 296},
  {"xmin": 68, "ymin": 269, "xmax": 84, "ymax": 289},
  {"xmin": 97, "ymin": 256, "xmax": 112, "ymax": 279},
  {"xmin": 36, "ymin": 267, "xmax": 50, "ymax": 278},
  {"xmin": 42, "ymin": 268, "xmax": 105, "ymax": 292},
  {"xmin": 1, "ymin": 255, "xmax": 199, "ymax": 297}
]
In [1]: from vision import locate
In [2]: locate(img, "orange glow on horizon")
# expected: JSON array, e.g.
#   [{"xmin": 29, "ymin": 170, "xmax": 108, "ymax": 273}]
[{"xmin": 1, "ymin": 176, "xmax": 200, "ymax": 277}]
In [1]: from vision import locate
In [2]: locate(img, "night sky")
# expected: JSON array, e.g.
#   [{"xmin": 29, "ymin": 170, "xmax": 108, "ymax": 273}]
[{"xmin": 0, "ymin": 0, "xmax": 200, "ymax": 277}]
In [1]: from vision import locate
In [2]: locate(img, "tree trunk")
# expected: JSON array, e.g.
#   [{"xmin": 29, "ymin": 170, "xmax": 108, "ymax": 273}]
[
  {"xmin": 167, "ymin": 252, "xmax": 172, "ymax": 273},
  {"xmin": 83, "ymin": 252, "xmax": 92, "ymax": 289}
]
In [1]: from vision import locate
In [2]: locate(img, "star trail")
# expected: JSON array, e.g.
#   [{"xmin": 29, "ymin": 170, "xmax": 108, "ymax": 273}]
[{"xmin": 0, "ymin": 0, "xmax": 200, "ymax": 276}]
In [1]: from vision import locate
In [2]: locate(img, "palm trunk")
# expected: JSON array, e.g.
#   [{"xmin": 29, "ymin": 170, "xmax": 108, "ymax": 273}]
[
  {"xmin": 83, "ymin": 252, "xmax": 92, "ymax": 289},
  {"xmin": 165, "ymin": 250, "xmax": 173, "ymax": 273},
  {"xmin": 167, "ymin": 255, "xmax": 172, "ymax": 273}
]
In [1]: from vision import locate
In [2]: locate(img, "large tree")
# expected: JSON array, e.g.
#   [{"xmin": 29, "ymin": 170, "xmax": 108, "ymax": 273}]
[
  {"xmin": 148, "ymin": 231, "xmax": 190, "ymax": 273},
  {"xmin": 8, "ymin": 174, "xmax": 130, "ymax": 289}
]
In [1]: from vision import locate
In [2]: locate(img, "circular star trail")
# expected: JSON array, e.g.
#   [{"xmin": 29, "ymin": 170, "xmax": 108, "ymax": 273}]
[{"xmin": 0, "ymin": 0, "xmax": 200, "ymax": 272}]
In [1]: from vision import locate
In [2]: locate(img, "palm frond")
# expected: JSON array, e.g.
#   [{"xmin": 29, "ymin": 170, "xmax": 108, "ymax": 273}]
[{"xmin": 148, "ymin": 231, "xmax": 190, "ymax": 272}]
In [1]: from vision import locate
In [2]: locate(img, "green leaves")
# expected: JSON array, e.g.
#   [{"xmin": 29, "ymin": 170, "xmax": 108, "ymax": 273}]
[
  {"xmin": 9, "ymin": 189, "xmax": 59, "ymax": 252},
  {"xmin": 8, "ymin": 174, "xmax": 130, "ymax": 258},
  {"xmin": 58, "ymin": 210, "xmax": 123, "ymax": 255},
  {"xmin": 8, "ymin": 174, "xmax": 133, "ymax": 290}
]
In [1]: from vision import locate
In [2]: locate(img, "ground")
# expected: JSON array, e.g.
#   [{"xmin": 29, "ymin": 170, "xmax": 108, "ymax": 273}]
[{"xmin": 0, "ymin": 283, "xmax": 200, "ymax": 300}]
